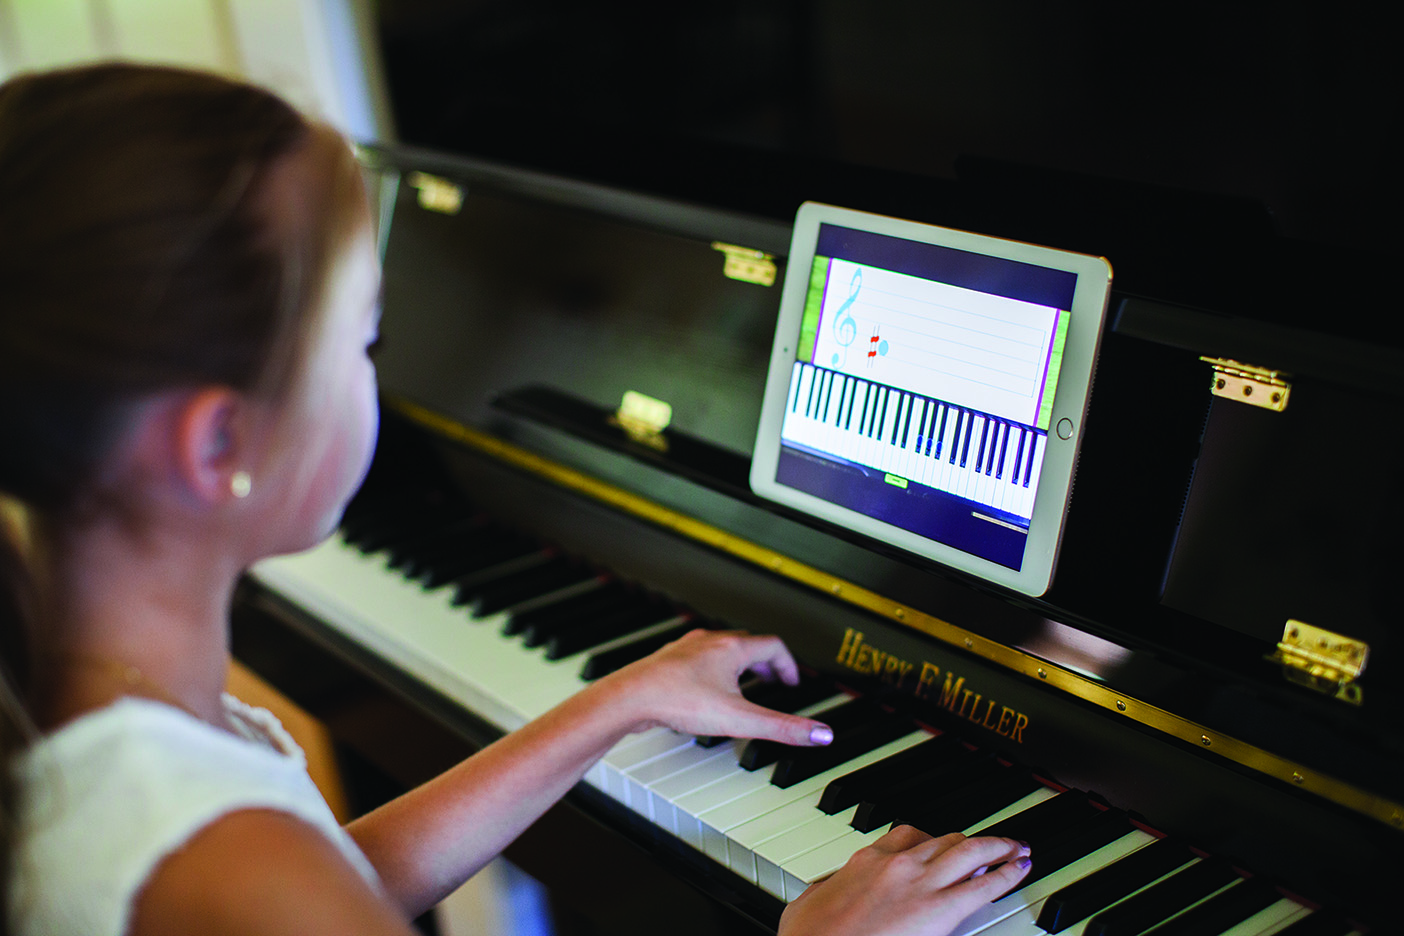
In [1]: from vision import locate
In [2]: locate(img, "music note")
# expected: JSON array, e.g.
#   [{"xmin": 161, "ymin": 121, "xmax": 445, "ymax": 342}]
[
  {"xmin": 865, "ymin": 326, "xmax": 889, "ymax": 368},
  {"xmin": 830, "ymin": 269, "xmax": 862, "ymax": 367}
]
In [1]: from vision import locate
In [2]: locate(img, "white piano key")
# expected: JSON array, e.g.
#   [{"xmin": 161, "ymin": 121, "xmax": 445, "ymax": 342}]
[
  {"xmin": 709, "ymin": 732, "xmax": 930, "ymax": 875},
  {"xmin": 1219, "ymin": 899, "xmax": 1313, "ymax": 936},
  {"xmin": 647, "ymin": 743, "xmax": 746, "ymax": 834},
  {"xmin": 620, "ymin": 741, "xmax": 729, "ymax": 818},
  {"xmin": 597, "ymin": 728, "xmax": 697, "ymax": 801},
  {"xmin": 252, "ymin": 538, "xmax": 541, "ymax": 732},
  {"xmin": 775, "ymin": 785, "xmax": 1058, "ymax": 901},
  {"xmin": 729, "ymin": 732, "xmax": 933, "ymax": 865},
  {"xmin": 950, "ymin": 829, "xmax": 1156, "ymax": 936}
]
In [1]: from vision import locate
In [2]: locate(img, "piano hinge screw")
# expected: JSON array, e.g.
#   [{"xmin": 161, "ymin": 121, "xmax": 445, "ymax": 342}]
[
  {"xmin": 1037, "ymin": 668, "xmax": 1047, "ymax": 679},
  {"xmin": 1115, "ymin": 700, "xmax": 1126, "ymax": 712},
  {"xmin": 964, "ymin": 638, "xmax": 974, "ymax": 649},
  {"xmin": 1391, "ymin": 811, "xmax": 1402, "ymax": 827},
  {"xmin": 1292, "ymin": 772, "xmax": 1305, "ymax": 785},
  {"xmin": 1201, "ymin": 735, "xmax": 1212, "ymax": 747},
  {"xmin": 830, "ymin": 583, "xmax": 842, "ymax": 595},
  {"xmin": 894, "ymin": 608, "xmax": 906, "ymax": 620}
]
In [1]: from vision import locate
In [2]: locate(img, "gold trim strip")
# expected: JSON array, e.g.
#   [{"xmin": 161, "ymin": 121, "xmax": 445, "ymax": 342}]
[{"xmin": 391, "ymin": 397, "xmax": 1404, "ymax": 833}]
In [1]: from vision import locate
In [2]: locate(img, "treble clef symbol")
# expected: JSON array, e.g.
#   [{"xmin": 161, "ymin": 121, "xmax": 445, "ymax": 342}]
[{"xmin": 831, "ymin": 269, "xmax": 861, "ymax": 367}]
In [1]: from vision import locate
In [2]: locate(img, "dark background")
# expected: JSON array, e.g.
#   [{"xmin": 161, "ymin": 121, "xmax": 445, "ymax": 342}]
[{"xmin": 375, "ymin": 2, "xmax": 1401, "ymax": 269}]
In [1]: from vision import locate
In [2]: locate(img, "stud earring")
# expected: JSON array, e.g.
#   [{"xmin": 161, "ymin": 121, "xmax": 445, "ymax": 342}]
[{"xmin": 230, "ymin": 471, "xmax": 252, "ymax": 499}]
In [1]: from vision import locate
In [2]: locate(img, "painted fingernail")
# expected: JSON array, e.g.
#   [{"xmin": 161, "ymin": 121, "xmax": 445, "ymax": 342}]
[
  {"xmin": 1016, "ymin": 856, "xmax": 1032, "ymax": 870},
  {"xmin": 809, "ymin": 724, "xmax": 833, "ymax": 745}
]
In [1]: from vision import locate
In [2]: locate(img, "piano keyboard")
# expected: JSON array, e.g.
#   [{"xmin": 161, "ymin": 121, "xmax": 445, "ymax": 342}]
[
  {"xmin": 249, "ymin": 498, "xmax": 1357, "ymax": 936},
  {"xmin": 782, "ymin": 361, "xmax": 1046, "ymax": 520}
]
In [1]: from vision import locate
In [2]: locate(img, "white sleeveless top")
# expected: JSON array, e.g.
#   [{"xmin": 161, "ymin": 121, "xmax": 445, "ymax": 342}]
[{"xmin": 8, "ymin": 695, "xmax": 382, "ymax": 936}]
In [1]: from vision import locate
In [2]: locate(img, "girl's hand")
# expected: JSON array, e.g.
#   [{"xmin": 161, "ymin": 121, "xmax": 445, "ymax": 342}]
[
  {"xmin": 779, "ymin": 827, "xmax": 1032, "ymax": 936},
  {"xmin": 596, "ymin": 628, "xmax": 834, "ymax": 747}
]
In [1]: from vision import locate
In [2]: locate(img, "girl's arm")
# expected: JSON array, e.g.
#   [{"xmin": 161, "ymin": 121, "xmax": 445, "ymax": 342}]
[{"xmin": 344, "ymin": 629, "xmax": 830, "ymax": 916}]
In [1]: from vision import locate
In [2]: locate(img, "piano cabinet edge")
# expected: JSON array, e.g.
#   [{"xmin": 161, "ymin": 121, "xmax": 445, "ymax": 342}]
[{"xmin": 230, "ymin": 580, "xmax": 784, "ymax": 936}]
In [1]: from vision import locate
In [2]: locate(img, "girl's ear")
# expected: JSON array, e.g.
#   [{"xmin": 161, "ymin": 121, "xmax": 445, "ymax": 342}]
[{"xmin": 172, "ymin": 388, "xmax": 248, "ymax": 506}]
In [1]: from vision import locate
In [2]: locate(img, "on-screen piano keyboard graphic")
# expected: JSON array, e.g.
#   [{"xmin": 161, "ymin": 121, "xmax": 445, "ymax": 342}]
[
  {"xmin": 783, "ymin": 361, "xmax": 1047, "ymax": 522},
  {"xmin": 249, "ymin": 493, "xmax": 1357, "ymax": 936}
]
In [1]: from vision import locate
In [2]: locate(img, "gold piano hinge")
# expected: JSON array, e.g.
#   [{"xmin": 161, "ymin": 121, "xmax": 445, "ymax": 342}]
[
  {"xmin": 608, "ymin": 390, "xmax": 672, "ymax": 452},
  {"xmin": 1200, "ymin": 357, "xmax": 1291, "ymax": 411},
  {"xmin": 407, "ymin": 171, "xmax": 463, "ymax": 215},
  {"xmin": 711, "ymin": 241, "xmax": 777, "ymax": 286},
  {"xmin": 1266, "ymin": 619, "xmax": 1369, "ymax": 705}
]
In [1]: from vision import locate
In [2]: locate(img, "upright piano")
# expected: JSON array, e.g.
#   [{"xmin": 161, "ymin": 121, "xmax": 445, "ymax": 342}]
[{"xmin": 232, "ymin": 140, "xmax": 1401, "ymax": 935}]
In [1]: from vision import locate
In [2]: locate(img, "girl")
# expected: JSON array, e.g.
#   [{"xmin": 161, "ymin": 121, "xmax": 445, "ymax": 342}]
[{"xmin": 0, "ymin": 63, "xmax": 1030, "ymax": 935}]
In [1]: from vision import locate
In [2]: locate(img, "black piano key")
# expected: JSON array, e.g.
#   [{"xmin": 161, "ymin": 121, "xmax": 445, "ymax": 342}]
[
  {"xmin": 344, "ymin": 508, "xmax": 450, "ymax": 554},
  {"xmin": 986, "ymin": 422, "xmax": 1002, "ymax": 475},
  {"xmin": 1023, "ymin": 431, "xmax": 1038, "ymax": 487},
  {"xmin": 1145, "ymin": 879, "xmax": 1279, "ymax": 936},
  {"xmin": 695, "ymin": 677, "xmax": 839, "ymax": 747},
  {"xmin": 769, "ymin": 714, "xmax": 916, "ymax": 789},
  {"xmin": 850, "ymin": 749, "xmax": 999, "ymax": 833},
  {"xmin": 821, "ymin": 372, "xmax": 835, "ymax": 422},
  {"xmin": 975, "ymin": 416, "xmax": 991, "ymax": 473},
  {"xmin": 507, "ymin": 581, "xmax": 632, "ymax": 638},
  {"xmin": 738, "ymin": 696, "xmax": 867, "ymax": 771},
  {"xmin": 876, "ymin": 388, "xmax": 890, "ymax": 439},
  {"xmin": 544, "ymin": 603, "xmax": 678, "ymax": 659},
  {"xmin": 914, "ymin": 399, "xmax": 929, "ymax": 453},
  {"xmin": 384, "ymin": 515, "xmax": 490, "ymax": 572},
  {"xmin": 977, "ymin": 789, "xmax": 1101, "ymax": 850},
  {"xmin": 1012, "ymin": 427, "xmax": 1027, "ymax": 486},
  {"xmin": 579, "ymin": 621, "xmax": 696, "ymax": 680},
  {"xmin": 858, "ymin": 383, "xmax": 872, "ymax": 434},
  {"xmin": 996, "ymin": 422, "xmax": 1011, "ymax": 479},
  {"xmin": 817, "ymin": 733, "xmax": 961, "ymax": 814},
  {"xmin": 895, "ymin": 767, "xmax": 1041, "ymax": 838},
  {"xmin": 418, "ymin": 539, "xmax": 544, "ymax": 589},
  {"xmin": 947, "ymin": 409, "xmax": 962, "ymax": 463},
  {"xmin": 1082, "ymin": 858, "xmax": 1240, "ymax": 936},
  {"xmin": 960, "ymin": 413, "xmax": 976, "ymax": 468},
  {"xmin": 454, "ymin": 557, "xmax": 594, "ymax": 614},
  {"xmin": 791, "ymin": 367, "xmax": 804, "ymax": 412},
  {"xmin": 900, "ymin": 396, "xmax": 915, "ymax": 449},
  {"xmin": 1037, "ymin": 837, "xmax": 1194, "ymax": 933},
  {"xmin": 743, "ymin": 677, "xmax": 840, "ymax": 714},
  {"xmin": 1010, "ymin": 806, "xmax": 1133, "ymax": 893},
  {"xmin": 844, "ymin": 380, "xmax": 858, "ymax": 430},
  {"xmin": 933, "ymin": 403, "xmax": 947, "ymax": 457},
  {"xmin": 837, "ymin": 376, "xmax": 852, "ymax": 426}
]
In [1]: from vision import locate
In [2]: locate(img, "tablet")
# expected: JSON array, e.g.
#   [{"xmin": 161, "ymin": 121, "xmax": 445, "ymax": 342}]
[{"xmin": 750, "ymin": 202, "xmax": 1112, "ymax": 596}]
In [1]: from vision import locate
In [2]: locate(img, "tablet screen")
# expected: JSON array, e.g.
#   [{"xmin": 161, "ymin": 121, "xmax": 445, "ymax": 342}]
[{"xmin": 750, "ymin": 204, "xmax": 1111, "ymax": 596}]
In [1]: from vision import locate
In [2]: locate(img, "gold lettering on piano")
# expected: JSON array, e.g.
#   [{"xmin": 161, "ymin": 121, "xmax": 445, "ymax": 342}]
[
  {"xmin": 836, "ymin": 629, "xmax": 1027, "ymax": 743},
  {"xmin": 835, "ymin": 629, "xmax": 914, "ymax": 688}
]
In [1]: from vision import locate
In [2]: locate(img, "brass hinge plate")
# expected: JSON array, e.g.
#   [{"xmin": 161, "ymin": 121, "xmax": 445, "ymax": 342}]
[
  {"xmin": 407, "ymin": 171, "xmax": 463, "ymax": 215},
  {"xmin": 609, "ymin": 390, "xmax": 672, "ymax": 451},
  {"xmin": 1266, "ymin": 619, "xmax": 1369, "ymax": 705},
  {"xmin": 712, "ymin": 241, "xmax": 777, "ymax": 286},
  {"xmin": 1200, "ymin": 357, "xmax": 1291, "ymax": 411}
]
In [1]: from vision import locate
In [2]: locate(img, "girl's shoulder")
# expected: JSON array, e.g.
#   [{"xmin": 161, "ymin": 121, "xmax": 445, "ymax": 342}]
[{"xmin": 9, "ymin": 697, "xmax": 378, "ymax": 936}]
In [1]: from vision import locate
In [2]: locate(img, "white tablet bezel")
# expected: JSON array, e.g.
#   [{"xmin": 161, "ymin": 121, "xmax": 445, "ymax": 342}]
[{"xmin": 749, "ymin": 202, "xmax": 1112, "ymax": 597}]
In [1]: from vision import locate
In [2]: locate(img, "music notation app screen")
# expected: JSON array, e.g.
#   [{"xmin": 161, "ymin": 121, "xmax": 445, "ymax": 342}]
[{"xmin": 776, "ymin": 224, "xmax": 1076, "ymax": 571}]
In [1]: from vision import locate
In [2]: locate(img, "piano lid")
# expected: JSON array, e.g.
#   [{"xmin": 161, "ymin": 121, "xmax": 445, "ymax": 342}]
[{"xmin": 355, "ymin": 141, "xmax": 1404, "ymax": 833}]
